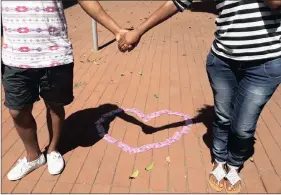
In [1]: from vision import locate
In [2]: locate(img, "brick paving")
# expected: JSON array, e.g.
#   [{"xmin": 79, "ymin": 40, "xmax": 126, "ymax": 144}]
[{"xmin": 2, "ymin": 1, "xmax": 281, "ymax": 193}]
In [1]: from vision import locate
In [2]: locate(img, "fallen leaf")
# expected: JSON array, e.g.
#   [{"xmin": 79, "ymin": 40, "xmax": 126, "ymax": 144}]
[
  {"xmin": 121, "ymin": 73, "xmax": 125, "ymax": 76},
  {"xmin": 145, "ymin": 162, "xmax": 154, "ymax": 171},
  {"xmin": 93, "ymin": 60, "xmax": 98, "ymax": 65},
  {"xmin": 250, "ymin": 157, "xmax": 254, "ymax": 162},
  {"xmin": 129, "ymin": 170, "xmax": 139, "ymax": 179},
  {"xmin": 139, "ymin": 72, "xmax": 143, "ymax": 76},
  {"xmin": 166, "ymin": 156, "xmax": 171, "ymax": 163},
  {"xmin": 154, "ymin": 94, "xmax": 159, "ymax": 98}
]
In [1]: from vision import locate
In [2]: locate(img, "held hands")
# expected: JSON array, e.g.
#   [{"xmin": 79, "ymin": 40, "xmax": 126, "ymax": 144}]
[
  {"xmin": 116, "ymin": 28, "xmax": 143, "ymax": 52},
  {"xmin": 115, "ymin": 29, "xmax": 129, "ymax": 42}
]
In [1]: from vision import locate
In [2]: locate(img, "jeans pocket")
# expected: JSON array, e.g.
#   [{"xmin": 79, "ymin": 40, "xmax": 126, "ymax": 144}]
[
  {"xmin": 263, "ymin": 57, "xmax": 281, "ymax": 79},
  {"xmin": 206, "ymin": 51, "xmax": 216, "ymax": 67}
]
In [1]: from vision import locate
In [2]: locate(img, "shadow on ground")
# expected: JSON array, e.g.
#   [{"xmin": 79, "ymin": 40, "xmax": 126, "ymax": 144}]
[
  {"xmin": 58, "ymin": 104, "xmax": 117, "ymax": 155},
  {"xmin": 195, "ymin": 105, "xmax": 255, "ymax": 169},
  {"xmin": 58, "ymin": 103, "xmax": 255, "ymax": 170},
  {"xmin": 58, "ymin": 103, "xmax": 171, "ymax": 155},
  {"xmin": 58, "ymin": 103, "xmax": 193, "ymax": 155}
]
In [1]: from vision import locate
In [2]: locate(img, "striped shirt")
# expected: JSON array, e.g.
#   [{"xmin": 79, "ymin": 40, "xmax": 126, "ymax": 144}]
[
  {"xmin": 1, "ymin": 1, "xmax": 73, "ymax": 68},
  {"xmin": 173, "ymin": 0, "xmax": 281, "ymax": 61}
]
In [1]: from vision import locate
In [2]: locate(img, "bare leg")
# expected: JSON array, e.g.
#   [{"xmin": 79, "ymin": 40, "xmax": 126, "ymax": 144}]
[
  {"xmin": 9, "ymin": 106, "xmax": 41, "ymax": 162},
  {"xmin": 45, "ymin": 102, "xmax": 65, "ymax": 153}
]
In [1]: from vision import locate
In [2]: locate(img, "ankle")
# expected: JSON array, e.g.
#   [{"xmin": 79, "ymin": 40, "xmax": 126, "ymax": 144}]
[
  {"xmin": 47, "ymin": 147, "xmax": 58, "ymax": 154},
  {"xmin": 226, "ymin": 164, "xmax": 239, "ymax": 172},
  {"xmin": 213, "ymin": 159, "xmax": 226, "ymax": 169},
  {"xmin": 27, "ymin": 152, "xmax": 41, "ymax": 162},
  {"xmin": 215, "ymin": 159, "xmax": 226, "ymax": 165}
]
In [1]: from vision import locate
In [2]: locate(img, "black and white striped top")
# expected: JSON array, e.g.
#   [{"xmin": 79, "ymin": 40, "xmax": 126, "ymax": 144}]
[{"xmin": 173, "ymin": 0, "xmax": 281, "ymax": 61}]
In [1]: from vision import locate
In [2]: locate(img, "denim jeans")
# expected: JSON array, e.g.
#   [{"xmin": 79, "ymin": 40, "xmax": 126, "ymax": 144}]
[{"xmin": 206, "ymin": 51, "xmax": 281, "ymax": 167}]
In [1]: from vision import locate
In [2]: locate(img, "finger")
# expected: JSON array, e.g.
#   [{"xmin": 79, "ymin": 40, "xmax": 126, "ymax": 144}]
[
  {"xmin": 127, "ymin": 45, "xmax": 134, "ymax": 52},
  {"xmin": 118, "ymin": 43, "xmax": 123, "ymax": 50},
  {"xmin": 119, "ymin": 37, "xmax": 126, "ymax": 46},
  {"xmin": 119, "ymin": 46, "xmax": 126, "ymax": 52},
  {"xmin": 118, "ymin": 40, "xmax": 126, "ymax": 49},
  {"xmin": 121, "ymin": 44, "xmax": 128, "ymax": 52},
  {"xmin": 128, "ymin": 45, "xmax": 136, "ymax": 52},
  {"xmin": 117, "ymin": 45, "xmax": 123, "ymax": 52},
  {"xmin": 119, "ymin": 42, "xmax": 127, "ymax": 48},
  {"xmin": 118, "ymin": 44, "xmax": 126, "ymax": 52},
  {"xmin": 118, "ymin": 43, "xmax": 127, "ymax": 52}
]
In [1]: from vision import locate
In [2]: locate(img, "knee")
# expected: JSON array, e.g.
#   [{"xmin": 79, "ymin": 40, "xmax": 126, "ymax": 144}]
[
  {"xmin": 216, "ymin": 113, "xmax": 230, "ymax": 126},
  {"xmin": 9, "ymin": 108, "xmax": 34, "ymax": 125},
  {"xmin": 214, "ymin": 101, "xmax": 233, "ymax": 127},
  {"xmin": 231, "ymin": 122, "xmax": 256, "ymax": 139},
  {"xmin": 9, "ymin": 109, "xmax": 24, "ymax": 120},
  {"xmin": 214, "ymin": 108, "xmax": 231, "ymax": 127}
]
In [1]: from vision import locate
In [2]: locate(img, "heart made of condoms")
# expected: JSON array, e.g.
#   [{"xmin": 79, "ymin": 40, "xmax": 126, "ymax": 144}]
[{"xmin": 95, "ymin": 108, "xmax": 193, "ymax": 154}]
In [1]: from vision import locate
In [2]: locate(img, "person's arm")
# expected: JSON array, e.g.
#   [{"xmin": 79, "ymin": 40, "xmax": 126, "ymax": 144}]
[
  {"xmin": 136, "ymin": 1, "xmax": 179, "ymax": 36},
  {"xmin": 78, "ymin": 1, "xmax": 126, "ymax": 41},
  {"xmin": 264, "ymin": 0, "xmax": 281, "ymax": 9},
  {"xmin": 119, "ymin": 0, "xmax": 192, "ymax": 51}
]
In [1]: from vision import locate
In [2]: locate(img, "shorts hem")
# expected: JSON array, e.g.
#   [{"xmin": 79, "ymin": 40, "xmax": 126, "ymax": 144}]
[
  {"xmin": 4, "ymin": 101, "xmax": 36, "ymax": 110},
  {"xmin": 43, "ymin": 96, "xmax": 74, "ymax": 107}
]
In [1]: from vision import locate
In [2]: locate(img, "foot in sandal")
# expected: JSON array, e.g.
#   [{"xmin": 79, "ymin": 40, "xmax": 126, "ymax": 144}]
[
  {"xmin": 224, "ymin": 164, "xmax": 241, "ymax": 194},
  {"xmin": 209, "ymin": 160, "xmax": 226, "ymax": 192}
]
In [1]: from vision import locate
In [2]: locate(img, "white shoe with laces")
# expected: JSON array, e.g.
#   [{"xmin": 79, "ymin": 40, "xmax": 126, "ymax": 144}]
[
  {"xmin": 47, "ymin": 151, "xmax": 65, "ymax": 175},
  {"xmin": 7, "ymin": 153, "xmax": 46, "ymax": 181}
]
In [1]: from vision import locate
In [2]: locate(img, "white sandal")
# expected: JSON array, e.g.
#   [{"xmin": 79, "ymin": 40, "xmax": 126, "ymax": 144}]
[
  {"xmin": 209, "ymin": 161, "xmax": 226, "ymax": 192},
  {"xmin": 225, "ymin": 165, "xmax": 241, "ymax": 194}
]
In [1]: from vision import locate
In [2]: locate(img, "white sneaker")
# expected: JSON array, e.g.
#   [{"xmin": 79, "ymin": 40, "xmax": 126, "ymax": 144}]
[
  {"xmin": 7, "ymin": 153, "xmax": 46, "ymax": 181},
  {"xmin": 47, "ymin": 151, "xmax": 65, "ymax": 175}
]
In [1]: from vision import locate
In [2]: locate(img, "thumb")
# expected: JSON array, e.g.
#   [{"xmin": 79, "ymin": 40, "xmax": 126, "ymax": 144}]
[{"xmin": 116, "ymin": 34, "xmax": 121, "ymax": 42}]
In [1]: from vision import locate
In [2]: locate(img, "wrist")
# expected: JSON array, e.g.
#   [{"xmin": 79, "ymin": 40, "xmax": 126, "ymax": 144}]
[
  {"xmin": 113, "ymin": 26, "xmax": 122, "ymax": 37},
  {"xmin": 135, "ymin": 26, "xmax": 145, "ymax": 36}
]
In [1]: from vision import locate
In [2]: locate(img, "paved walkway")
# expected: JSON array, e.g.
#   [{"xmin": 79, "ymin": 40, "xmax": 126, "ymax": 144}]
[{"xmin": 2, "ymin": 1, "xmax": 281, "ymax": 193}]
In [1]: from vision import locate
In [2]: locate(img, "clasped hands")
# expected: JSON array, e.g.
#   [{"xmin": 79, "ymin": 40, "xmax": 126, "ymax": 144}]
[{"xmin": 115, "ymin": 28, "xmax": 143, "ymax": 52}]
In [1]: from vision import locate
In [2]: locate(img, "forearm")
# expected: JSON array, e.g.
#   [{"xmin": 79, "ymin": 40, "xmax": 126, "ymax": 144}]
[
  {"xmin": 78, "ymin": 1, "xmax": 121, "ymax": 36},
  {"xmin": 264, "ymin": 0, "xmax": 281, "ymax": 9},
  {"xmin": 136, "ymin": 1, "xmax": 179, "ymax": 35}
]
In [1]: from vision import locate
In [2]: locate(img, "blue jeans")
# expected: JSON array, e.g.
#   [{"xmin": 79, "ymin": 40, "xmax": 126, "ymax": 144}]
[{"xmin": 206, "ymin": 51, "xmax": 281, "ymax": 167}]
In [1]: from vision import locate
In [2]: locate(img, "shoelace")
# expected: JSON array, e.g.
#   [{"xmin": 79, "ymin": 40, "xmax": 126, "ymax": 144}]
[
  {"xmin": 15, "ymin": 159, "xmax": 31, "ymax": 173},
  {"xmin": 226, "ymin": 168, "xmax": 241, "ymax": 186}
]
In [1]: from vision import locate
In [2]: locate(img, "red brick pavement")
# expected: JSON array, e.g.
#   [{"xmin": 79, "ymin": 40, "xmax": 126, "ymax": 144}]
[{"xmin": 1, "ymin": 1, "xmax": 281, "ymax": 193}]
